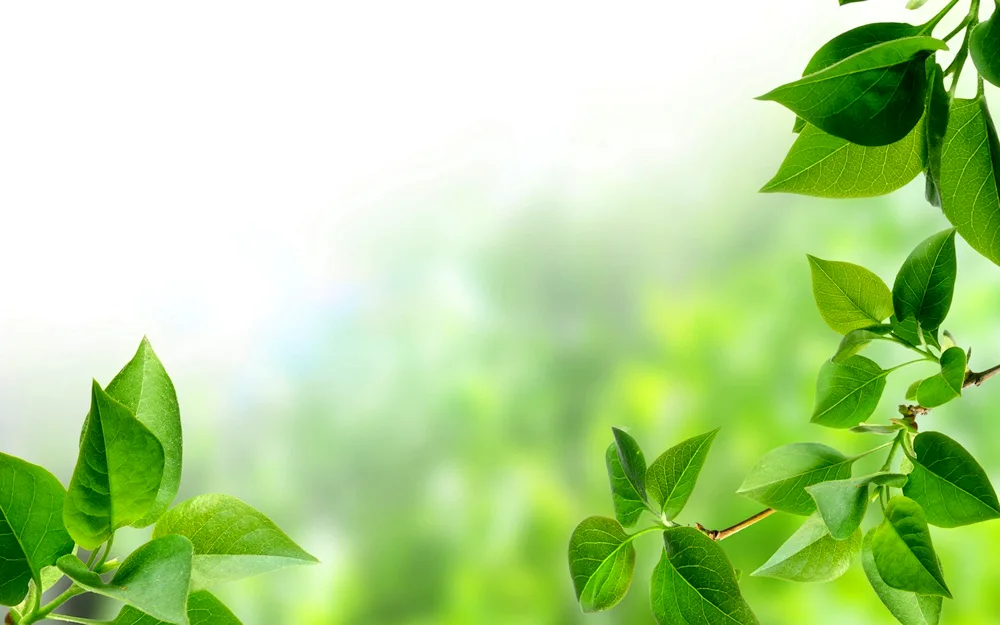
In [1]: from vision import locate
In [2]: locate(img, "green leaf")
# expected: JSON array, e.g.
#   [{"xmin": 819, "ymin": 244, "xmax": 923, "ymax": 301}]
[
  {"xmin": 808, "ymin": 256, "xmax": 893, "ymax": 334},
  {"xmin": 913, "ymin": 346, "xmax": 966, "ymax": 408},
  {"xmin": 863, "ymin": 529, "xmax": 942, "ymax": 625},
  {"xmin": 832, "ymin": 324, "xmax": 893, "ymax": 362},
  {"xmin": 807, "ymin": 472, "xmax": 908, "ymax": 540},
  {"xmin": 611, "ymin": 428, "xmax": 646, "ymax": 501},
  {"xmin": 605, "ymin": 444, "xmax": 647, "ymax": 528},
  {"xmin": 872, "ymin": 496, "xmax": 950, "ymax": 597},
  {"xmin": 903, "ymin": 431, "xmax": 1000, "ymax": 527},
  {"xmin": 971, "ymin": 12, "xmax": 1000, "ymax": 88},
  {"xmin": 113, "ymin": 591, "xmax": 242, "ymax": 625},
  {"xmin": 811, "ymin": 355, "xmax": 888, "ymax": 429},
  {"xmin": 752, "ymin": 513, "xmax": 862, "ymax": 582},
  {"xmin": 892, "ymin": 229, "xmax": 957, "ymax": 333},
  {"xmin": 64, "ymin": 381, "xmax": 165, "ymax": 549},
  {"xmin": 0, "ymin": 454, "xmax": 74, "ymax": 606},
  {"xmin": 737, "ymin": 443, "xmax": 855, "ymax": 515},
  {"xmin": 651, "ymin": 527, "xmax": 758, "ymax": 624},
  {"xmin": 891, "ymin": 314, "xmax": 940, "ymax": 351},
  {"xmin": 58, "ymin": 535, "xmax": 194, "ymax": 625},
  {"xmin": 104, "ymin": 337, "xmax": 183, "ymax": 528},
  {"xmin": 923, "ymin": 63, "xmax": 950, "ymax": 206},
  {"xmin": 567, "ymin": 516, "xmax": 636, "ymax": 613},
  {"xmin": 758, "ymin": 35, "xmax": 946, "ymax": 146},
  {"xmin": 646, "ymin": 428, "xmax": 719, "ymax": 520},
  {"xmin": 939, "ymin": 95, "xmax": 1000, "ymax": 267},
  {"xmin": 153, "ymin": 494, "xmax": 318, "ymax": 590},
  {"xmin": 850, "ymin": 423, "xmax": 905, "ymax": 435}
]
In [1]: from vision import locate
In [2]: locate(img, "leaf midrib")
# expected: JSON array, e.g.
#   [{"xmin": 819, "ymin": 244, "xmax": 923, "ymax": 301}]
[{"xmin": 813, "ymin": 261, "xmax": 884, "ymax": 325}]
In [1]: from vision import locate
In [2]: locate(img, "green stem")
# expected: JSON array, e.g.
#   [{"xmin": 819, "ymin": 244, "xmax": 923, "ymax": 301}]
[
  {"xmin": 45, "ymin": 616, "xmax": 109, "ymax": 625},
  {"xmin": 95, "ymin": 533, "xmax": 114, "ymax": 572},
  {"xmin": 886, "ymin": 358, "xmax": 934, "ymax": 375},
  {"xmin": 880, "ymin": 431, "xmax": 905, "ymax": 472},
  {"xmin": 886, "ymin": 336, "xmax": 938, "ymax": 362},
  {"xmin": 948, "ymin": 0, "xmax": 981, "ymax": 95},
  {"xmin": 921, "ymin": 0, "xmax": 963, "ymax": 34},
  {"xmin": 851, "ymin": 440, "xmax": 897, "ymax": 462},
  {"xmin": 943, "ymin": 13, "xmax": 974, "ymax": 42},
  {"xmin": 20, "ymin": 586, "xmax": 84, "ymax": 625}
]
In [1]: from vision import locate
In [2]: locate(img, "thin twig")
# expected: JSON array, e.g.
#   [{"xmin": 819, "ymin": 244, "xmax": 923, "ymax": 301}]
[{"xmin": 696, "ymin": 508, "xmax": 777, "ymax": 541}]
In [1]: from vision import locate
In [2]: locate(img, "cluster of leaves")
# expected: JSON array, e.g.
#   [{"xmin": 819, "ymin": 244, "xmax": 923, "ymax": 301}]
[
  {"xmin": 568, "ymin": 0, "xmax": 1000, "ymax": 622},
  {"xmin": 2, "ymin": 338, "xmax": 317, "ymax": 625}
]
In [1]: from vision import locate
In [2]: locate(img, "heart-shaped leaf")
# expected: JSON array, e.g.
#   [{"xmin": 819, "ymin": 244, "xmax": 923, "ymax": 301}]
[
  {"xmin": 153, "ymin": 494, "xmax": 318, "ymax": 590},
  {"xmin": 646, "ymin": 428, "xmax": 719, "ymax": 520},
  {"xmin": 811, "ymin": 355, "xmax": 888, "ymax": 429},
  {"xmin": 903, "ymin": 431, "xmax": 1000, "ymax": 527},
  {"xmin": 863, "ymin": 529, "xmax": 942, "ymax": 625},
  {"xmin": 737, "ymin": 443, "xmax": 855, "ymax": 515},
  {"xmin": 752, "ymin": 513, "xmax": 862, "ymax": 582},
  {"xmin": 807, "ymin": 472, "xmax": 907, "ymax": 539},
  {"xmin": 64, "ymin": 380, "xmax": 165, "ymax": 549},
  {"xmin": 892, "ymin": 229, "xmax": 957, "ymax": 333},
  {"xmin": 651, "ymin": 527, "xmax": 758, "ymax": 624},
  {"xmin": 808, "ymin": 256, "xmax": 893, "ymax": 335},
  {"xmin": 611, "ymin": 428, "xmax": 646, "ymax": 502},
  {"xmin": 606, "ymin": 443, "xmax": 647, "ymax": 528},
  {"xmin": 0, "ymin": 454, "xmax": 74, "ymax": 606},
  {"xmin": 912, "ymin": 346, "xmax": 966, "ymax": 408},
  {"xmin": 568, "ymin": 516, "xmax": 636, "ymax": 613},
  {"xmin": 112, "ymin": 591, "xmax": 242, "ymax": 625},
  {"xmin": 971, "ymin": 12, "xmax": 1000, "ymax": 88},
  {"xmin": 832, "ymin": 325, "xmax": 893, "ymax": 362},
  {"xmin": 872, "ymin": 496, "xmax": 950, "ymax": 597}
]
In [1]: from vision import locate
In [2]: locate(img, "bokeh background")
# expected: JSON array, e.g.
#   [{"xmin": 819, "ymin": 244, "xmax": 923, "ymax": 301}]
[{"xmin": 2, "ymin": 1, "xmax": 1000, "ymax": 623}]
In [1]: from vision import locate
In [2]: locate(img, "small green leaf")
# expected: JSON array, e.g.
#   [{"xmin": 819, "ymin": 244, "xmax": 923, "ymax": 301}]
[
  {"xmin": 863, "ymin": 529, "xmax": 942, "ymax": 625},
  {"xmin": 850, "ymin": 423, "xmax": 905, "ymax": 435},
  {"xmin": 892, "ymin": 229, "xmax": 957, "ymax": 333},
  {"xmin": 811, "ymin": 355, "xmax": 888, "ymax": 429},
  {"xmin": 153, "ymin": 494, "xmax": 318, "ymax": 590},
  {"xmin": 113, "ymin": 591, "xmax": 242, "ymax": 625},
  {"xmin": 903, "ymin": 431, "xmax": 1000, "ymax": 527},
  {"xmin": 924, "ymin": 63, "xmax": 950, "ymax": 206},
  {"xmin": 58, "ymin": 535, "xmax": 194, "ymax": 625},
  {"xmin": 832, "ymin": 325, "xmax": 893, "ymax": 362},
  {"xmin": 611, "ymin": 428, "xmax": 646, "ymax": 501},
  {"xmin": 913, "ymin": 346, "xmax": 966, "ymax": 408},
  {"xmin": 651, "ymin": 527, "xmax": 758, "ymax": 625},
  {"xmin": 0, "ymin": 454, "xmax": 74, "ymax": 606},
  {"xmin": 646, "ymin": 428, "xmax": 719, "ymax": 520},
  {"xmin": 807, "ymin": 472, "xmax": 908, "ymax": 540},
  {"xmin": 567, "ymin": 517, "xmax": 635, "ymax": 613},
  {"xmin": 752, "ymin": 513, "xmax": 862, "ymax": 582},
  {"xmin": 808, "ymin": 256, "xmax": 893, "ymax": 334},
  {"xmin": 971, "ymin": 12, "xmax": 1000, "ymax": 88},
  {"xmin": 64, "ymin": 381, "xmax": 166, "ymax": 549},
  {"xmin": 606, "ymin": 444, "xmax": 647, "ymax": 528},
  {"xmin": 737, "ymin": 443, "xmax": 855, "ymax": 515},
  {"xmin": 872, "ymin": 496, "xmax": 950, "ymax": 597},
  {"xmin": 939, "ymin": 95, "xmax": 1000, "ymax": 267},
  {"xmin": 891, "ymin": 314, "xmax": 940, "ymax": 350},
  {"xmin": 758, "ymin": 35, "xmax": 946, "ymax": 146}
]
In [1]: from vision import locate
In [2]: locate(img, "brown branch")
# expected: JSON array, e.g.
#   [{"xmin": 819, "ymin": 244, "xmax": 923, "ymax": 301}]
[
  {"xmin": 898, "ymin": 362, "xmax": 1000, "ymax": 423},
  {"xmin": 696, "ymin": 508, "xmax": 777, "ymax": 541}
]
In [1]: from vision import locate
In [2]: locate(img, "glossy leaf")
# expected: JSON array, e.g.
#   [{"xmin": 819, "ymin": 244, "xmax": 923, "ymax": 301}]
[
  {"xmin": 939, "ymin": 95, "xmax": 1000, "ymax": 267},
  {"xmin": 752, "ymin": 513, "xmax": 862, "ymax": 582},
  {"xmin": 892, "ymin": 229, "xmax": 957, "ymax": 333},
  {"xmin": 0, "ymin": 454, "xmax": 74, "ymax": 606},
  {"xmin": 811, "ymin": 355, "xmax": 888, "ymax": 429},
  {"xmin": 913, "ymin": 346, "xmax": 966, "ymax": 408},
  {"xmin": 924, "ymin": 63, "xmax": 950, "ymax": 206},
  {"xmin": 832, "ymin": 324, "xmax": 893, "ymax": 362},
  {"xmin": 891, "ymin": 314, "xmax": 940, "ymax": 350},
  {"xmin": 863, "ymin": 529, "xmax": 942, "ymax": 625},
  {"xmin": 651, "ymin": 527, "xmax": 758, "ymax": 625},
  {"xmin": 971, "ymin": 12, "xmax": 1000, "ymax": 88},
  {"xmin": 903, "ymin": 431, "xmax": 1000, "ymax": 527},
  {"xmin": 807, "ymin": 472, "xmax": 907, "ymax": 540},
  {"xmin": 113, "ymin": 591, "xmax": 242, "ymax": 625},
  {"xmin": 58, "ymin": 535, "xmax": 194, "ymax": 625},
  {"xmin": 606, "ymin": 443, "xmax": 646, "ymax": 528},
  {"xmin": 64, "ymin": 381, "xmax": 165, "ymax": 549},
  {"xmin": 611, "ymin": 428, "xmax": 646, "ymax": 501},
  {"xmin": 646, "ymin": 428, "xmax": 718, "ymax": 520},
  {"xmin": 567, "ymin": 516, "xmax": 635, "ymax": 613},
  {"xmin": 872, "ymin": 496, "xmax": 950, "ymax": 597},
  {"xmin": 153, "ymin": 494, "xmax": 318, "ymax": 589},
  {"xmin": 737, "ymin": 443, "xmax": 855, "ymax": 515},
  {"xmin": 808, "ymin": 256, "xmax": 893, "ymax": 334}
]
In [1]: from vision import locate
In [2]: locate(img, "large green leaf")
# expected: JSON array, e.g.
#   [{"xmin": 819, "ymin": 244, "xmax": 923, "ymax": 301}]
[
  {"xmin": 892, "ymin": 229, "xmax": 956, "ymax": 333},
  {"xmin": 606, "ymin": 443, "xmax": 646, "ymax": 528},
  {"xmin": 611, "ymin": 428, "xmax": 646, "ymax": 501},
  {"xmin": 808, "ymin": 256, "xmax": 893, "ymax": 334},
  {"xmin": 939, "ymin": 95, "xmax": 1000, "ymax": 267},
  {"xmin": 58, "ymin": 535, "xmax": 194, "ymax": 625},
  {"xmin": 832, "ymin": 324, "xmax": 893, "ymax": 362},
  {"xmin": 64, "ymin": 381, "xmax": 165, "ymax": 549},
  {"xmin": 153, "ymin": 494, "xmax": 318, "ymax": 590},
  {"xmin": 912, "ymin": 346, "xmax": 966, "ymax": 408},
  {"xmin": 903, "ymin": 431, "xmax": 1000, "ymax": 527},
  {"xmin": 567, "ymin": 516, "xmax": 636, "ymax": 613},
  {"xmin": 807, "ymin": 472, "xmax": 907, "ymax": 540},
  {"xmin": 0, "ymin": 454, "xmax": 74, "ymax": 606},
  {"xmin": 651, "ymin": 527, "xmax": 758, "ymax": 625},
  {"xmin": 971, "ymin": 12, "xmax": 1000, "ymax": 88},
  {"xmin": 104, "ymin": 337, "xmax": 183, "ymax": 528},
  {"xmin": 113, "ymin": 591, "xmax": 242, "ymax": 625},
  {"xmin": 758, "ymin": 35, "xmax": 946, "ymax": 146},
  {"xmin": 737, "ymin": 443, "xmax": 855, "ymax": 515},
  {"xmin": 872, "ymin": 497, "xmax": 950, "ymax": 597},
  {"xmin": 863, "ymin": 529, "xmax": 942, "ymax": 625},
  {"xmin": 646, "ymin": 428, "xmax": 718, "ymax": 520},
  {"xmin": 811, "ymin": 355, "xmax": 888, "ymax": 429},
  {"xmin": 924, "ymin": 63, "xmax": 950, "ymax": 206},
  {"xmin": 752, "ymin": 513, "xmax": 862, "ymax": 582}
]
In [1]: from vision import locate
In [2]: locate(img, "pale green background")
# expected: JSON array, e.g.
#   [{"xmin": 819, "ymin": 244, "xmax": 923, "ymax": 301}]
[{"xmin": 1, "ymin": 1, "xmax": 998, "ymax": 623}]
